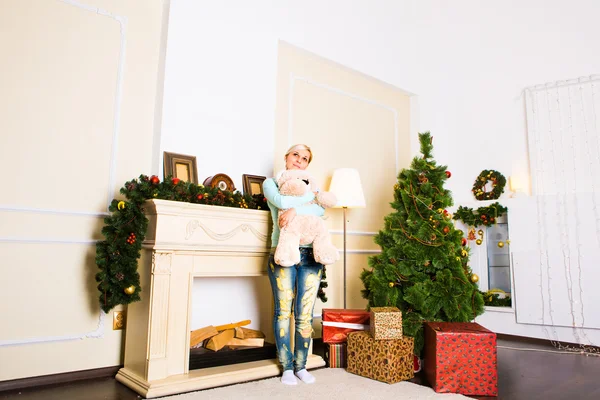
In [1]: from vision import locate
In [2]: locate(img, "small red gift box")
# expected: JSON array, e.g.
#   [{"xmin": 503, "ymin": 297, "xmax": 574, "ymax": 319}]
[
  {"xmin": 424, "ymin": 322, "xmax": 498, "ymax": 396},
  {"xmin": 321, "ymin": 309, "xmax": 370, "ymax": 344}
]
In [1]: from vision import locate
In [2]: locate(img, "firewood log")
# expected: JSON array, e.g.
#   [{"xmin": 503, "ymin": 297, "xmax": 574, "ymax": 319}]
[
  {"xmin": 190, "ymin": 326, "xmax": 219, "ymax": 348},
  {"xmin": 226, "ymin": 337, "xmax": 265, "ymax": 348},
  {"xmin": 205, "ymin": 329, "xmax": 235, "ymax": 351},
  {"xmin": 234, "ymin": 327, "xmax": 266, "ymax": 339}
]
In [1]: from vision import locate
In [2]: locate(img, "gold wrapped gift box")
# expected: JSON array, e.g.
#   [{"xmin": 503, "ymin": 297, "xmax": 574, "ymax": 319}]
[
  {"xmin": 370, "ymin": 306, "xmax": 403, "ymax": 340},
  {"xmin": 346, "ymin": 331, "xmax": 414, "ymax": 384}
]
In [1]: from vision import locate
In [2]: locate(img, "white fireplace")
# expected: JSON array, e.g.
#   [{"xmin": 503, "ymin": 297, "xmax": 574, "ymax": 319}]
[{"xmin": 115, "ymin": 200, "xmax": 325, "ymax": 398}]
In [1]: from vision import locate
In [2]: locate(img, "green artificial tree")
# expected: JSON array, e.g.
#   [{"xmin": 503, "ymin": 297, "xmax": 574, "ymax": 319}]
[{"xmin": 360, "ymin": 132, "xmax": 484, "ymax": 355}]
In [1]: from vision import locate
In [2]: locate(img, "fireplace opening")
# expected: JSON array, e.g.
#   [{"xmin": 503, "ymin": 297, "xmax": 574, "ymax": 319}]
[
  {"xmin": 189, "ymin": 342, "xmax": 277, "ymax": 370},
  {"xmin": 189, "ymin": 276, "xmax": 276, "ymax": 370}
]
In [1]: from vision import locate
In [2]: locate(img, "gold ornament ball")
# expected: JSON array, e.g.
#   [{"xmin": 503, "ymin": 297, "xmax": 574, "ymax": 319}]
[
  {"xmin": 476, "ymin": 239, "xmax": 483, "ymax": 245},
  {"xmin": 461, "ymin": 249, "xmax": 468, "ymax": 257},
  {"xmin": 117, "ymin": 201, "xmax": 126, "ymax": 210},
  {"xmin": 124, "ymin": 285, "xmax": 135, "ymax": 295},
  {"xmin": 498, "ymin": 241, "xmax": 505, "ymax": 248},
  {"xmin": 471, "ymin": 273, "xmax": 480, "ymax": 283},
  {"xmin": 388, "ymin": 282, "xmax": 395, "ymax": 288},
  {"xmin": 477, "ymin": 229, "xmax": 484, "ymax": 236}
]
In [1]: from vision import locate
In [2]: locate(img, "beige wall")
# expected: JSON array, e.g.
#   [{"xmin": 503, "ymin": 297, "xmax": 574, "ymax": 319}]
[
  {"xmin": 273, "ymin": 42, "xmax": 412, "ymax": 329},
  {"xmin": 0, "ymin": 0, "xmax": 167, "ymax": 381}
]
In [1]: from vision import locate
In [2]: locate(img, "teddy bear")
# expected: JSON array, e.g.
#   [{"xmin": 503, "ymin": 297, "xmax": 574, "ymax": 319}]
[{"xmin": 274, "ymin": 169, "xmax": 340, "ymax": 267}]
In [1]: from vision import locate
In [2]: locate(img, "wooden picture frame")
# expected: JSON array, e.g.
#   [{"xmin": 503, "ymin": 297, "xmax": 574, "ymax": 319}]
[
  {"xmin": 242, "ymin": 174, "xmax": 266, "ymax": 196},
  {"xmin": 163, "ymin": 152, "xmax": 199, "ymax": 184}
]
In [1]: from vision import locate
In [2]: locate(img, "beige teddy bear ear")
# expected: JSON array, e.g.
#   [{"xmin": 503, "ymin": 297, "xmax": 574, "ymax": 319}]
[
  {"xmin": 275, "ymin": 169, "xmax": 286, "ymax": 181},
  {"xmin": 276, "ymin": 170, "xmax": 294, "ymax": 186}
]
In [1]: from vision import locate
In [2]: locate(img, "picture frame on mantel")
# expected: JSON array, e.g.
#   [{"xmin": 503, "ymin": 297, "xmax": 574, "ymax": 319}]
[
  {"xmin": 163, "ymin": 151, "xmax": 199, "ymax": 184},
  {"xmin": 242, "ymin": 174, "xmax": 266, "ymax": 196}
]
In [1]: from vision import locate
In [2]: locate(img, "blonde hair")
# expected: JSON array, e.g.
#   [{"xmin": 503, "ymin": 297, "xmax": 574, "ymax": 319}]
[{"xmin": 285, "ymin": 144, "xmax": 313, "ymax": 164}]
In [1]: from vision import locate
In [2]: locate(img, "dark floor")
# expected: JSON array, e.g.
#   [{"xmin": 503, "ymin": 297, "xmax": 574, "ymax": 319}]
[{"xmin": 2, "ymin": 337, "xmax": 600, "ymax": 400}]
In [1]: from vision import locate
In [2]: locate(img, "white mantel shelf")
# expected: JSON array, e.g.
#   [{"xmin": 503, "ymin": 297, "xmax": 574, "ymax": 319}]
[{"xmin": 115, "ymin": 200, "xmax": 325, "ymax": 398}]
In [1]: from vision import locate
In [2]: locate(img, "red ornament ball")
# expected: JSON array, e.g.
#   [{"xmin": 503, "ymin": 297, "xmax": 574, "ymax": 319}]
[
  {"xmin": 443, "ymin": 226, "xmax": 450, "ymax": 234},
  {"xmin": 461, "ymin": 237, "xmax": 467, "ymax": 246},
  {"xmin": 172, "ymin": 177, "xmax": 181, "ymax": 185},
  {"xmin": 445, "ymin": 171, "xmax": 452, "ymax": 178},
  {"xmin": 197, "ymin": 194, "xmax": 204, "ymax": 200},
  {"xmin": 150, "ymin": 175, "xmax": 160, "ymax": 185}
]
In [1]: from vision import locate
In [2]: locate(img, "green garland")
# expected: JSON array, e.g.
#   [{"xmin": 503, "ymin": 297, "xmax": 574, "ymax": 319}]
[
  {"xmin": 453, "ymin": 202, "xmax": 508, "ymax": 227},
  {"xmin": 479, "ymin": 289, "xmax": 512, "ymax": 307},
  {"xmin": 95, "ymin": 174, "xmax": 328, "ymax": 312},
  {"xmin": 472, "ymin": 169, "xmax": 506, "ymax": 200}
]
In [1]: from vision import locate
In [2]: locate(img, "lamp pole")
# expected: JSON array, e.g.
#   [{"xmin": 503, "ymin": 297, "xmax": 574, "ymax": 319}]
[{"xmin": 343, "ymin": 206, "xmax": 347, "ymax": 309}]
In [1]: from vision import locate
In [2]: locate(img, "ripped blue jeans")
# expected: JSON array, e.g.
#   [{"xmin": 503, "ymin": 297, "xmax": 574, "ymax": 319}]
[{"xmin": 267, "ymin": 247, "xmax": 323, "ymax": 372}]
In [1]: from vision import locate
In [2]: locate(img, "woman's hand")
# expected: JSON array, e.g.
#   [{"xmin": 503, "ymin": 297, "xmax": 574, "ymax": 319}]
[{"xmin": 279, "ymin": 208, "xmax": 296, "ymax": 228}]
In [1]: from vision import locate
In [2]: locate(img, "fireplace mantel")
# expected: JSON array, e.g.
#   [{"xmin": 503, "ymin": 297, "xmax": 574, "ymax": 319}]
[{"xmin": 116, "ymin": 200, "xmax": 325, "ymax": 398}]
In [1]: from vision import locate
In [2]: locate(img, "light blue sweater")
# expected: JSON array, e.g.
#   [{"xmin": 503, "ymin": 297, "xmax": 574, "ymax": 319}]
[{"xmin": 262, "ymin": 177, "xmax": 325, "ymax": 247}]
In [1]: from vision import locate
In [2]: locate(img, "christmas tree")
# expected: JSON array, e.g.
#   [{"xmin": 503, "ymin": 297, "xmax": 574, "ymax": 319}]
[{"xmin": 360, "ymin": 132, "xmax": 484, "ymax": 355}]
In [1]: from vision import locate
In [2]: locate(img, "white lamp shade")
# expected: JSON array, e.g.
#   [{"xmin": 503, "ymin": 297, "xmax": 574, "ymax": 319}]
[{"xmin": 329, "ymin": 168, "xmax": 366, "ymax": 208}]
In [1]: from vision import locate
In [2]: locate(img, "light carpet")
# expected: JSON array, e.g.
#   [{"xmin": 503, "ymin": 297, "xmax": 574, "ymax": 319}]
[{"xmin": 161, "ymin": 368, "xmax": 469, "ymax": 399}]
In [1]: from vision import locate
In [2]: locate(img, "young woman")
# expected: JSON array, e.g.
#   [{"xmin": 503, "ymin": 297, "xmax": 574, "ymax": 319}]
[{"xmin": 262, "ymin": 144, "xmax": 325, "ymax": 385}]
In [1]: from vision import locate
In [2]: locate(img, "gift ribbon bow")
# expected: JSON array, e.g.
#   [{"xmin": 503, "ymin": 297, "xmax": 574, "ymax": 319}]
[{"xmin": 322, "ymin": 321, "xmax": 370, "ymax": 330}]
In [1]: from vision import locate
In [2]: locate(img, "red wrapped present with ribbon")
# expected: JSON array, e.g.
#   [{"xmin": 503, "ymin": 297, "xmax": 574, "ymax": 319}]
[
  {"xmin": 321, "ymin": 309, "xmax": 370, "ymax": 344},
  {"xmin": 424, "ymin": 322, "xmax": 498, "ymax": 396}
]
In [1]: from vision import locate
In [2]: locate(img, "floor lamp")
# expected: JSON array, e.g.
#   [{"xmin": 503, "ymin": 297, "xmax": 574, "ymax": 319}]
[{"xmin": 328, "ymin": 168, "xmax": 366, "ymax": 308}]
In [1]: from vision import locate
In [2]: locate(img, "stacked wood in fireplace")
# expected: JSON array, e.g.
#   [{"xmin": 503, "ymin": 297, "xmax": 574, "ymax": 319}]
[{"xmin": 190, "ymin": 320, "xmax": 266, "ymax": 351}]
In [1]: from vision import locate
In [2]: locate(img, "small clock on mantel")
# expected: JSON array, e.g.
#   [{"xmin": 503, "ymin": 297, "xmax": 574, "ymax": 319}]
[{"xmin": 203, "ymin": 173, "xmax": 235, "ymax": 192}]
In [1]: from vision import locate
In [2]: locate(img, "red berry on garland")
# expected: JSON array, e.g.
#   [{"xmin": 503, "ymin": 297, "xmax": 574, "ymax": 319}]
[
  {"xmin": 445, "ymin": 171, "xmax": 451, "ymax": 178},
  {"xmin": 127, "ymin": 232, "xmax": 136, "ymax": 244},
  {"xmin": 461, "ymin": 237, "xmax": 467, "ymax": 246},
  {"xmin": 150, "ymin": 175, "xmax": 160, "ymax": 185},
  {"xmin": 197, "ymin": 194, "xmax": 203, "ymax": 200},
  {"xmin": 443, "ymin": 226, "xmax": 450, "ymax": 234},
  {"xmin": 172, "ymin": 177, "xmax": 181, "ymax": 185}
]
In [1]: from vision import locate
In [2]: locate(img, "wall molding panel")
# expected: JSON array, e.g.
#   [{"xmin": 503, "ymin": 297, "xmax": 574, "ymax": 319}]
[
  {"xmin": 288, "ymin": 74, "xmax": 400, "ymax": 172},
  {"xmin": 0, "ymin": 0, "xmax": 129, "ymax": 348},
  {"xmin": 0, "ymin": 313, "xmax": 105, "ymax": 347}
]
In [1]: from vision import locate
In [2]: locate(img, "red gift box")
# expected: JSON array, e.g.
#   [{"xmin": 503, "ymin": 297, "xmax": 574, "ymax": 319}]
[
  {"xmin": 321, "ymin": 309, "xmax": 370, "ymax": 344},
  {"xmin": 424, "ymin": 322, "xmax": 498, "ymax": 396}
]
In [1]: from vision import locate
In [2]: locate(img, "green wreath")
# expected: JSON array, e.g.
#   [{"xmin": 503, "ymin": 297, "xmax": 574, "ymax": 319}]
[{"xmin": 472, "ymin": 170, "xmax": 506, "ymax": 200}]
